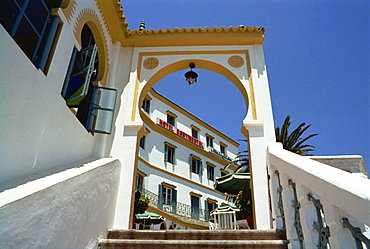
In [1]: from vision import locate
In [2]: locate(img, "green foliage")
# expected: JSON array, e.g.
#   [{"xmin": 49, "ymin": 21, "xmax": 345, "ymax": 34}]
[
  {"xmin": 134, "ymin": 191, "xmax": 149, "ymax": 215},
  {"xmin": 224, "ymin": 139, "xmax": 250, "ymax": 174},
  {"xmin": 275, "ymin": 115, "xmax": 318, "ymax": 155},
  {"xmin": 235, "ymin": 189, "xmax": 253, "ymax": 216}
]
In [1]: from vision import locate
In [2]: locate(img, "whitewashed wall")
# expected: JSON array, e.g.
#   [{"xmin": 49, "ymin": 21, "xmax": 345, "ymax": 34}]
[{"xmin": 0, "ymin": 158, "xmax": 121, "ymax": 249}]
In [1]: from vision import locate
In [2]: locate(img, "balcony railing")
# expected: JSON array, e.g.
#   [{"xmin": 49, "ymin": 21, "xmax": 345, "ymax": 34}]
[{"xmin": 138, "ymin": 187, "xmax": 210, "ymax": 221}]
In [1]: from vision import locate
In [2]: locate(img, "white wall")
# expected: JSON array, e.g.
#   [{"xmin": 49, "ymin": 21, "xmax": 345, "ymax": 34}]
[
  {"xmin": 0, "ymin": 19, "xmax": 96, "ymax": 185},
  {"xmin": 0, "ymin": 158, "xmax": 121, "ymax": 249}
]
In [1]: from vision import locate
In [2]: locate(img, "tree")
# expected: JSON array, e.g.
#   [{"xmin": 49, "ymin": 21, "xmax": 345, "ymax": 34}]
[
  {"xmin": 134, "ymin": 191, "xmax": 149, "ymax": 215},
  {"xmin": 223, "ymin": 139, "xmax": 249, "ymax": 174},
  {"xmin": 275, "ymin": 115, "xmax": 318, "ymax": 156}
]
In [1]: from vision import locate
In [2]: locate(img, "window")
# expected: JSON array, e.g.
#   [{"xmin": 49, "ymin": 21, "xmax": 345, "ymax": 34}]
[
  {"xmin": 207, "ymin": 163, "xmax": 215, "ymax": 181},
  {"xmin": 205, "ymin": 199, "xmax": 218, "ymax": 221},
  {"xmin": 139, "ymin": 135, "xmax": 146, "ymax": 149},
  {"xmin": 158, "ymin": 183, "xmax": 177, "ymax": 214},
  {"xmin": 206, "ymin": 135, "xmax": 214, "ymax": 148},
  {"xmin": 0, "ymin": 0, "xmax": 62, "ymax": 71},
  {"xmin": 136, "ymin": 174, "xmax": 143, "ymax": 191},
  {"xmin": 61, "ymin": 25, "xmax": 117, "ymax": 134},
  {"xmin": 164, "ymin": 142, "xmax": 176, "ymax": 164},
  {"xmin": 191, "ymin": 125, "xmax": 200, "ymax": 139},
  {"xmin": 142, "ymin": 97, "xmax": 151, "ymax": 113},
  {"xmin": 221, "ymin": 169, "xmax": 229, "ymax": 177},
  {"xmin": 189, "ymin": 155, "xmax": 202, "ymax": 175},
  {"xmin": 220, "ymin": 142, "xmax": 227, "ymax": 155},
  {"xmin": 191, "ymin": 128, "xmax": 198, "ymax": 139},
  {"xmin": 166, "ymin": 111, "xmax": 177, "ymax": 126},
  {"xmin": 190, "ymin": 194, "xmax": 201, "ymax": 219}
]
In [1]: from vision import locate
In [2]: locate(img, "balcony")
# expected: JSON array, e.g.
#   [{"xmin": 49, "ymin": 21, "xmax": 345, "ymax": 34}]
[{"xmin": 138, "ymin": 187, "xmax": 210, "ymax": 222}]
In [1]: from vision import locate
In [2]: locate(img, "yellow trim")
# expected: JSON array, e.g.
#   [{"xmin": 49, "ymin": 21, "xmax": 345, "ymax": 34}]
[
  {"xmin": 161, "ymin": 181, "xmax": 176, "ymax": 189},
  {"xmin": 191, "ymin": 125, "xmax": 201, "ymax": 132},
  {"xmin": 220, "ymin": 169, "xmax": 229, "ymax": 175},
  {"xmin": 206, "ymin": 134, "xmax": 215, "ymax": 139},
  {"xmin": 146, "ymin": 206, "xmax": 208, "ymax": 230},
  {"xmin": 144, "ymin": 95, "xmax": 152, "ymax": 101},
  {"xmin": 206, "ymin": 197, "xmax": 218, "ymax": 203},
  {"xmin": 164, "ymin": 141, "xmax": 177, "ymax": 149},
  {"xmin": 190, "ymin": 192, "xmax": 202, "ymax": 198},
  {"xmin": 135, "ymin": 49, "xmax": 257, "ymax": 127},
  {"xmin": 138, "ymin": 157, "xmax": 223, "ymax": 195},
  {"xmin": 96, "ymin": 0, "xmax": 129, "ymax": 40},
  {"xmin": 190, "ymin": 154, "xmax": 202, "ymax": 161},
  {"xmin": 140, "ymin": 112, "xmax": 234, "ymax": 166},
  {"xmin": 148, "ymin": 88, "xmax": 239, "ymax": 147},
  {"xmin": 166, "ymin": 110, "xmax": 178, "ymax": 118},
  {"xmin": 137, "ymin": 169, "xmax": 147, "ymax": 177},
  {"xmin": 220, "ymin": 142, "xmax": 228, "ymax": 148},
  {"xmin": 72, "ymin": 9, "xmax": 108, "ymax": 86},
  {"xmin": 123, "ymin": 26, "xmax": 264, "ymax": 47},
  {"xmin": 206, "ymin": 162, "xmax": 216, "ymax": 168}
]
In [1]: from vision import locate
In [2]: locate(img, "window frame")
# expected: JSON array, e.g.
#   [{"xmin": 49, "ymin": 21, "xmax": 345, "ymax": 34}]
[
  {"xmin": 189, "ymin": 154, "xmax": 203, "ymax": 175},
  {"xmin": 207, "ymin": 162, "xmax": 215, "ymax": 181},
  {"xmin": 206, "ymin": 134, "xmax": 214, "ymax": 148},
  {"xmin": 164, "ymin": 142, "xmax": 176, "ymax": 164}
]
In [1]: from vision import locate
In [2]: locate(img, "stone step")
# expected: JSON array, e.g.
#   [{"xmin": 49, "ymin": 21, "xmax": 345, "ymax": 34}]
[
  {"xmin": 106, "ymin": 229, "xmax": 286, "ymax": 241},
  {"xmin": 98, "ymin": 238, "xmax": 289, "ymax": 249}
]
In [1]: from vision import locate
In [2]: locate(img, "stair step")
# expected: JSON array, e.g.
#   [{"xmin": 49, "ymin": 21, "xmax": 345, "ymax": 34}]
[
  {"xmin": 107, "ymin": 229, "xmax": 286, "ymax": 240},
  {"xmin": 98, "ymin": 239, "xmax": 289, "ymax": 249}
]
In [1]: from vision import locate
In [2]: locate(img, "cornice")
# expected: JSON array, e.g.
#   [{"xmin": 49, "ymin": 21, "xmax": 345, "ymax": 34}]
[
  {"xmin": 138, "ymin": 157, "xmax": 224, "ymax": 196},
  {"xmin": 123, "ymin": 26, "xmax": 264, "ymax": 47}
]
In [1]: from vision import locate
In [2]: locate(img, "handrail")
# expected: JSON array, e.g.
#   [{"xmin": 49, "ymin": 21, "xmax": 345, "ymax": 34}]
[{"xmin": 267, "ymin": 143, "xmax": 370, "ymax": 249}]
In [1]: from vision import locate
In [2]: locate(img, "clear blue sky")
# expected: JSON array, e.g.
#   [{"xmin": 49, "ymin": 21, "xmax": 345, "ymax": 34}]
[{"xmin": 123, "ymin": 0, "xmax": 370, "ymax": 173}]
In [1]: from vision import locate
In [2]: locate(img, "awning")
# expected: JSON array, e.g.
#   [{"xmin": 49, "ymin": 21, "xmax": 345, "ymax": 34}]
[
  {"xmin": 135, "ymin": 212, "xmax": 165, "ymax": 225},
  {"xmin": 214, "ymin": 172, "xmax": 251, "ymax": 195}
]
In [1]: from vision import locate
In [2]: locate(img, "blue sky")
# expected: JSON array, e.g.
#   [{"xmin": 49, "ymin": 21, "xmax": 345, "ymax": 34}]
[{"xmin": 123, "ymin": 0, "xmax": 370, "ymax": 172}]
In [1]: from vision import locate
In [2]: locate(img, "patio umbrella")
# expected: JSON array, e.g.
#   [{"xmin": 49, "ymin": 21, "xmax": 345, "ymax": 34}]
[
  {"xmin": 135, "ymin": 212, "xmax": 165, "ymax": 225},
  {"xmin": 210, "ymin": 205, "xmax": 240, "ymax": 215},
  {"xmin": 214, "ymin": 172, "xmax": 251, "ymax": 195}
]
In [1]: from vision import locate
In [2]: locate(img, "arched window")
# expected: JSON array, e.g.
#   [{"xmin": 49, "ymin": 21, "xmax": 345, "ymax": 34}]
[{"xmin": 61, "ymin": 24, "xmax": 117, "ymax": 134}]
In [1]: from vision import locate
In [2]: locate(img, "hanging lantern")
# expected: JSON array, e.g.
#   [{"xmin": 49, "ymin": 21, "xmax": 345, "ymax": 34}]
[{"xmin": 184, "ymin": 62, "xmax": 198, "ymax": 85}]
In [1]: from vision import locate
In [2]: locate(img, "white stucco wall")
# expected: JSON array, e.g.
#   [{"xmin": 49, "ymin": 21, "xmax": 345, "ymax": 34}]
[{"xmin": 0, "ymin": 158, "xmax": 121, "ymax": 249}]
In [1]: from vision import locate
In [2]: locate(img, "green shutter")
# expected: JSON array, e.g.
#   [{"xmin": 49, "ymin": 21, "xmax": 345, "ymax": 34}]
[
  {"xmin": 199, "ymin": 160, "xmax": 203, "ymax": 175},
  {"xmin": 171, "ymin": 189, "xmax": 177, "ymax": 214},
  {"xmin": 164, "ymin": 144, "xmax": 168, "ymax": 162},
  {"xmin": 158, "ymin": 184, "xmax": 163, "ymax": 209}
]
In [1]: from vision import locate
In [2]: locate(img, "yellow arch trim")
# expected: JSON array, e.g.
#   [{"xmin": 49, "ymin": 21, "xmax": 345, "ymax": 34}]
[
  {"xmin": 73, "ymin": 9, "xmax": 108, "ymax": 86},
  {"xmin": 133, "ymin": 51, "xmax": 256, "ymax": 122}
]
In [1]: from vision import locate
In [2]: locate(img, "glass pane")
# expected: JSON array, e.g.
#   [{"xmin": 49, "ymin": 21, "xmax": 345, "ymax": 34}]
[
  {"xmin": 95, "ymin": 88, "xmax": 117, "ymax": 110},
  {"xmin": 14, "ymin": 16, "xmax": 38, "ymax": 60},
  {"xmin": 25, "ymin": 0, "xmax": 49, "ymax": 35},
  {"xmin": 0, "ymin": 1, "xmax": 20, "ymax": 33},
  {"xmin": 89, "ymin": 109, "xmax": 114, "ymax": 133}
]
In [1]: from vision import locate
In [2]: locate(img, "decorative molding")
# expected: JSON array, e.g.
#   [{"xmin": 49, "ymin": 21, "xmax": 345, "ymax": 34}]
[
  {"xmin": 143, "ymin": 57, "xmax": 159, "ymax": 70},
  {"xmin": 228, "ymin": 55, "xmax": 244, "ymax": 68}
]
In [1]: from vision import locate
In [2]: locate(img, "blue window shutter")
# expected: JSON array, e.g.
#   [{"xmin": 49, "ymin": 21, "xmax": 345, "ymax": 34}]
[
  {"xmin": 158, "ymin": 184, "xmax": 163, "ymax": 209},
  {"xmin": 86, "ymin": 86, "xmax": 117, "ymax": 134},
  {"xmin": 171, "ymin": 189, "xmax": 177, "ymax": 214},
  {"xmin": 37, "ymin": 15, "xmax": 60, "ymax": 71},
  {"xmin": 164, "ymin": 144, "xmax": 168, "ymax": 162},
  {"xmin": 189, "ymin": 155, "xmax": 193, "ymax": 173},
  {"xmin": 204, "ymin": 200, "xmax": 209, "ymax": 221},
  {"xmin": 64, "ymin": 44, "xmax": 98, "ymax": 106},
  {"xmin": 199, "ymin": 160, "xmax": 203, "ymax": 175},
  {"xmin": 61, "ymin": 48, "xmax": 77, "ymax": 98}
]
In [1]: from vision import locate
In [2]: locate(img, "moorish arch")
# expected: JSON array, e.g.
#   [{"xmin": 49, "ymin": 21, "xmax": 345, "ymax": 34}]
[{"xmin": 111, "ymin": 27, "xmax": 275, "ymax": 230}]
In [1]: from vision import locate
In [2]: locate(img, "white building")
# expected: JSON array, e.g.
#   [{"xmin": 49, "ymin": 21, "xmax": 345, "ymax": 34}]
[{"xmin": 136, "ymin": 88, "xmax": 239, "ymax": 229}]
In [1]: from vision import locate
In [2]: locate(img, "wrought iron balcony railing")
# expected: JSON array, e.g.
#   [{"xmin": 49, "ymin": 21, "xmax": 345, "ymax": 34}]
[{"xmin": 138, "ymin": 187, "xmax": 211, "ymax": 221}]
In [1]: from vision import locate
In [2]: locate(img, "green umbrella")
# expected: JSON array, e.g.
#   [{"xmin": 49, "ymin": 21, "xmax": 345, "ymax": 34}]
[
  {"xmin": 210, "ymin": 205, "xmax": 240, "ymax": 215},
  {"xmin": 135, "ymin": 212, "xmax": 165, "ymax": 225},
  {"xmin": 214, "ymin": 172, "xmax": 251, "ymax": 195}
]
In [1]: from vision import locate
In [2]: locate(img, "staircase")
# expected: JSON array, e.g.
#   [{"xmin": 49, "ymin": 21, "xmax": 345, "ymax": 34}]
[{"xmin": 98, "ymin": 229, "xmax": 289, "ymax": 249}]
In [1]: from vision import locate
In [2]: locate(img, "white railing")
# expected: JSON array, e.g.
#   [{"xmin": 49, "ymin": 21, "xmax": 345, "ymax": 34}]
[{"xmin": 267, "ymin": 143, "xmax": 370, "ymax": 249}]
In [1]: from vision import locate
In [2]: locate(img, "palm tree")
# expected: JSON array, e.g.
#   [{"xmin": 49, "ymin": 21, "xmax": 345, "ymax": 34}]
[
  {"xmin": 275, "ymin": 115, "xmax": 318, "ymax": 155},
  {"xmin": 223, "ymin": 139, "xmax": 249, "ymax": 173}
]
